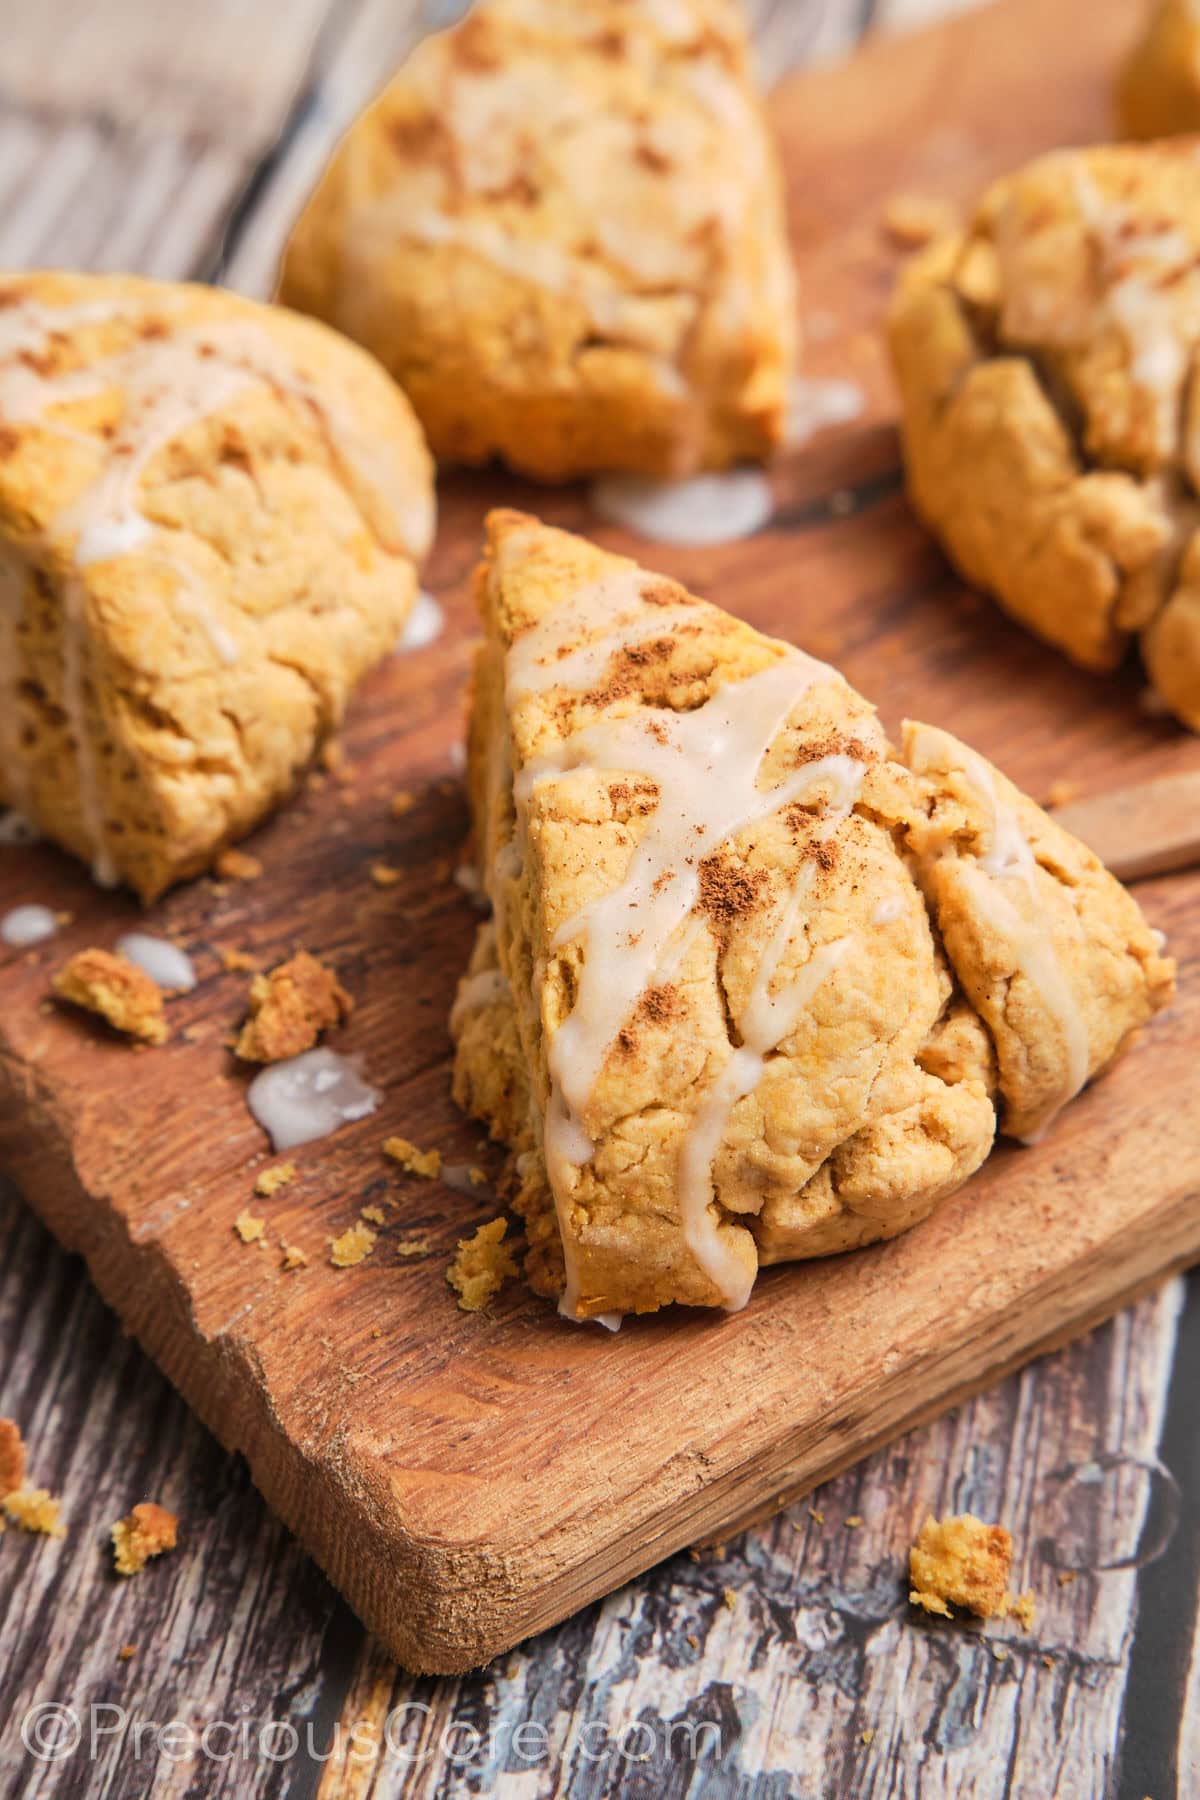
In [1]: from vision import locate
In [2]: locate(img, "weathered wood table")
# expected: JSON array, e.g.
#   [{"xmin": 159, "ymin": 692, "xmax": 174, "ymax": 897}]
[{"xmin": 0, "ymin": 0, "xmax": 1196, "ymax": 1794}]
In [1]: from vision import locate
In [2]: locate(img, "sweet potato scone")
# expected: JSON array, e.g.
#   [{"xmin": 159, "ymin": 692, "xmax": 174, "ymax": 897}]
[
  {"xmin": 1119, "ymin": 1, "xmax": 1200, "ymax": 139},
  {"xmin": 451, "ymin": 511, "xmax": 1174, "ymax": 1321},
  {"xmin": 0, "ymin": 271, "xmax": 434, "ymax": 900},
  {"xmin": 888, "ymin": 143, "xmax": 1200, "ymax": 729},
  {"xmin": 278, "ymin": 0, "xmax": 795, "ymax": 483}
]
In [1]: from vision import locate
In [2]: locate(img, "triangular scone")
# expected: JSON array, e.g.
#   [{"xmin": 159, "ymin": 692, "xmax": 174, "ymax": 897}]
[
  {"xmin": 278, "ymin": 0, "xmax": 795, "ymax": 483},
  {"xmin": 451, "ymin": 512, "xmax": 1174, "ymax": 1321},
  {"xmin": 0, "ymin": 272, "xmax": 434, "ymax": 900}
]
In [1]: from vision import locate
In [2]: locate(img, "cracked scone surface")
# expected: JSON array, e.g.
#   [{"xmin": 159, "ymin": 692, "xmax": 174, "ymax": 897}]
[
  {"xmin": 1119, "ymin": 1, "xmax": 1200, "ymax": 139},
  {"xmin": 450, "ymin": 512, "xmax": 1174, "ymax": 1320},
  {"xmin": 0, "ymin": 271, "xmax": 434, "ymax": 900},
  {"xmin": 278, "ymin": 0, "xmax": 795, "ymax": 483},
  {"xmin": 888, "ymin": 142, "xmax": 1200, "ymax": 728}
]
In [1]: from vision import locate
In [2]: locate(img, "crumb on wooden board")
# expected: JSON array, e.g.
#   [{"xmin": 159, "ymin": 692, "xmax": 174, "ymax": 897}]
[
  {"xmin": 383, "ymin": 1135, "xmax": 442, "ymax": 1179},
  {"xmin": 235, "ymin": 952, "xmax": 352, "ymax": 1063},
  {"xmin": 329, "ymin": 1221, "xmax": 377, "ymax": 1268},
  {"xmin": 908, "ymin": 1513, "xmax": 1034, "ymax": 1626},
  {"xmin": 447, "ymin": 1217, "xmax": 519, "ymax": 1311},
  {"xmin": 254, "ymin": 1163, "xmax": 296, "ymax": 1198},
  {"xmin": 52, "ymin": 948, "xmax": 168, "ymax": 1045}
]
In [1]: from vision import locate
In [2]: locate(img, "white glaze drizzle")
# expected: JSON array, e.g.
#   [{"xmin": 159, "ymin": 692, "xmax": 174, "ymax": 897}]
[
  {"xmin": 587, "ymin": 470, "xmax": 773, "ymax": 547},
  {"xmin": 0, "ymin": 293, "xmax": 433, "ymax": 885},
  {"xmin": 396, "ymin": 589, "xmax": 444, "ymax": 652},
  {"xmin": 246, "ymin": 1047, "xmax": 382, "ymax": 1152},
  {"xmin": 906, "ymin": 724, "xmax": 1089, "ymax": 1142},
  {"xmin": 505, "ymin": 589, "xmax": 867, "ymax": 1316},
  {"xmin": 1, "ymin": 904, "xmax": 59, "ymax": 948},
  {"xmin": 115, "ymin": 931, "xmax": 196, "ymax": 992}
]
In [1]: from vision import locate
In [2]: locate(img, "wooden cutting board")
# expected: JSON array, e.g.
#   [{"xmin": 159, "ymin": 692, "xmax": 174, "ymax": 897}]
[{"xmin": 1, "ymin": 0, "xmax": 1197, "ymax": 1678}]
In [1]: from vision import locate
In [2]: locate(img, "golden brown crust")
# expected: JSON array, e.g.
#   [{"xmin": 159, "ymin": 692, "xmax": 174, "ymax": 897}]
[
  {"xmin": 887, "ymin": 143, "xmax": 1200, "ymax": 725},
  {"xmin": 235, "ymin": 952, "xmax": 352, "ymax": 1063},
  {"xmin": 0, "ymin": 271, "xmax": 434, "ymax": 900},
  {"xmin": 450, "ymin": 512, "xmax": 1173, "ymax": 1317},
  {"xmin": 53, "ymin": 948, "xmax": 169, "ymax": 1045},
  {"xmin": 279, "ymin": 0, "xmax": 795, "ymax": 482}
]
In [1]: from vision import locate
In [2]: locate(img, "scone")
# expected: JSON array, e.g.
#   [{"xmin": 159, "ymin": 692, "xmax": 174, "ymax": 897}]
[
  {"xmin": 278, "ymin": 0, "xmax": 795, "ymax": 483},
  {"xmin": 0, "ymin": 272, "xmax": 434, "ymax": 900},
  {"xmin": 1119, "ymin": 1, "xmax": 1200, "ymax": 139},
  {"xmin": 451, "ymin": 511, "xmax": 1174, "ymax": 1321},
  {"xmin": 889, "ymin": 142, "xmax": 1200, "ymax": 729}
]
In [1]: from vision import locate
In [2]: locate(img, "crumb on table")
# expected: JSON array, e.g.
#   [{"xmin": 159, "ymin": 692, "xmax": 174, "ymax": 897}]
[
  {"xmin": 52, "ymin": 949, "xmax": 168, "ymax": 1045},
  {"xmin": 234, "ymin": 1209, "xmax": 266, "ymax": 1247},
  {"xmin": 384, "ymin": 1135, "xmax": 442, "ymax": 1179},
  {"xmin": 235, "ymin": 951, "xmax": 352, "ymax": 1063},
  {"xmin": 390, "ymin": 790, "xmax": 415, "ymax": 818},
  {"xmin": 329, "ymin": 1221, "xmax": 377, "ymax": 1268},
  {"xmin": 371, "ymin": 862, "xmax": 403, "ymax": 888},
  {"xmin": 254, "ymin": 1163, "xmax": 296, "ymax": 1199},
  {"xmin": 447, "ymin": 1217, "xmax": 519, "ymax": 1311},
  {"xmin": 4, "ymin": 1487, "xmax": 66, "ymax": 1538},
  {"xmin": 111, "ymin": 1502, "xmax": 178, "ymax": 1576},
  {"xmin": 214, "ymin": 847, "xmax": 263, "ymax": 882},
  {"xmin": 281, "ymin": 1243, "xmax": 309, "ymax": 1271},
  {"xmin": 360, "ymin": 1204, "xmax": 387, "ymax": 1225},
  {"xmin": 0, "ymin": 1418, "xmax": 25, "ymax": 1499},
  {"xmin": 1008, "ymin": 1589, "xmax": 1037, "ymax": 1630},
  {"xmin": 909, "ymin": 1513, "xmax": 1014, "ymax": 1620}
]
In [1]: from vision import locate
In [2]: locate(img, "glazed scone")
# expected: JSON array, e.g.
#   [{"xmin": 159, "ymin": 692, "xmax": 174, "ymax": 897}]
[
  {"xmin": 0, "ymin": 271, "xmax": 434, "ymax": 900},
  {"xmin": 450, "ymin": 512, "xmax": 1173, "ymax": 1321},
  {"xmin": 1119, "ymin": 1, "xmax": 1200, "ymax": 139},
  {"xmin": 888, "ymin": 143, "xmax": 1200, "ymax": 728},
  {"xmin": 278, "ymin": 0, "xmax": 795, "ymax": 483}
]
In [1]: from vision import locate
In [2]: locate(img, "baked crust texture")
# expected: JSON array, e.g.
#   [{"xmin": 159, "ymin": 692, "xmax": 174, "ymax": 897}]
[
  {"xmin": 450, "ymin": 511, "xmax": 1174, "ymax": 1320},
  {"xmin": 0, "ymin": 271, "xmax": 434, "ymax": 900},
  {"xmin": 278, "ymin": 0, "xmax": 795, "ymax": 482},
  {"xmin": 888, "ymin": 142, "xmax": 1200, "ymax": 728}
]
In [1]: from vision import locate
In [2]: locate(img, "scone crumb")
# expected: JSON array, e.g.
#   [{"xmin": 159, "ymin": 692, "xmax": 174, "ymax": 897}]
[
  {"xmin": 808, "ymin": 1506, "xmax": 825, "ymax": 1525},
  {"xmin": 118, "ymin": 1644, "xmax": 137, "ymax": 1662},
  {"xmin": 329, "ymin": 1222, "xmax": 377, "ymax": 1268},
  {"xmin": 845, "ymin": 1515, "xmax": 864, "ymax": 1530},
  {"xmin": 908, "ymin": 1513, "xmax": 1013, "ymax": 1620},
  {"xmin": 360, "ymin": 1204, "xmax": 387, "ymax": 1225},
  {"xmin": 1057, "ymin": 1571, "xmax": 1077, "ymax": 1588},
  {"xmin": 861, "ymin": 1728, "xmax": 875, "ymax": 1747},
  {"xmin": 468, "ymin": 1166, "xmax": 487, "ymax": 1187},
  {"xmin": 390, "ymin": 790, "xmax": 415, "ymax": 818},
  {"xmin": 220, "ymin": 947, "xmax": 258, "ymax": 974},
  {"xmin": 53, "ymin": 949, "xmax": 167, "ymax": 1044},
  {"xmin": 447, "ymin": 1217, "xmax": 518, "ymax": 1310},
  {"xmin": 281, "ymin": 1244, "xmax": 309, "ymax": 1271},
  {"xmin": 384, "ymin": 1135, "xmax": 443, "ymax": 1179},
  {"xmin": 236, "ymin": 952, "xmax": 352, "ymax": 1063},
  {"xmin": 215, "ymin": 848, "xmax": 263, "ymax": 882},
  {"xmin": 5, "ymin": 1486, "xmax": 66, "ymax": 1538},
  {"xmin": 1008, "ymin": 1590, "xmax": 1037, "ymax": 1630},
  {"xmin": 1046, "ymin": 779, "xmax": 1082, "ymax": 810},
  {"xmin": 111, "ymin": 1502, "xmax": 178, "ymax": 1576},
  {"xmin": 723, "ymin": 1587, "xmax": 737, "ymax": 1611},
  {"xmin": 396, "ymin": 1236, "xmax": 434, "ymax": 1258},
  {"xmin": 0, "ymin": 1418, "xmax": 25, "ymax": 1499},
  {"xmin": 255, "ymin": 1163, "xmax": 296, "ymax": 1198},
  {"xmin": 882, "ymin": 190, "xmax": 959, "ymax": 248},
  {"xmin": 234, "ymin": 1209, "xmax": 266, "ymax": 1247},
  {"xmin": 371, "ymin": 862, "xmax": 403, "ymax": 888}
]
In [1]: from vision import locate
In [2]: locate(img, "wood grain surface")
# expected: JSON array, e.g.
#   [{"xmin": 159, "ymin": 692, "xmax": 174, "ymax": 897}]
[{"xmin": 3, "ymin": 0, "xmax": 1199, "ymax": 1793}]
